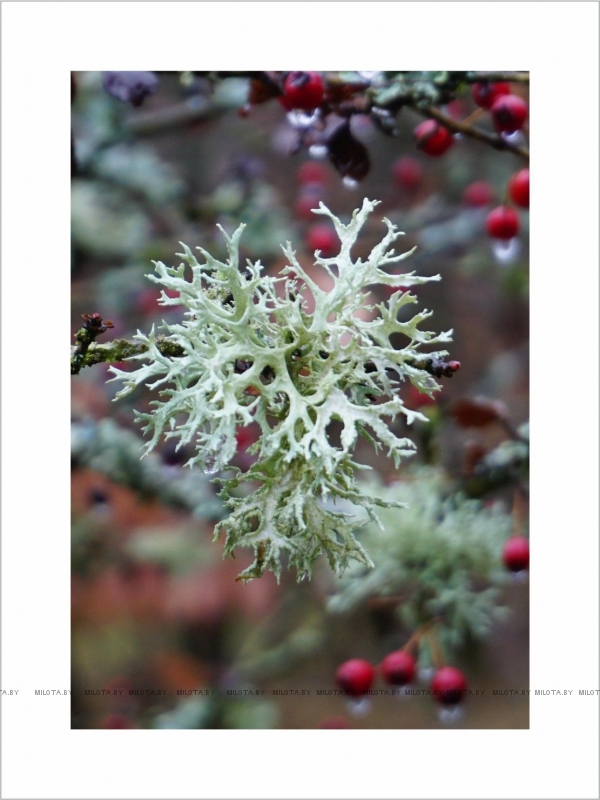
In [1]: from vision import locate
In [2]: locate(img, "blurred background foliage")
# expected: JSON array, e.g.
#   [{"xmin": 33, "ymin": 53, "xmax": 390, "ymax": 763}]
[{"xmin": 71, "ymin": 71, "xmax": 529, "ymax": 729}]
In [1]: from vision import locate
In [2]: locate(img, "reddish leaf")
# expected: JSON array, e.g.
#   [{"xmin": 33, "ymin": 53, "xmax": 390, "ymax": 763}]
[{"xmin": 450, "ymin": 397, "xmax": 507, "ymax": 427}]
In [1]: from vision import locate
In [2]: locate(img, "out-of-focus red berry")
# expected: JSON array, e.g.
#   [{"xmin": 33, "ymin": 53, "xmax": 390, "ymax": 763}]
[
  {"xmin": 297, "ymin": 161, "xmax": 328, "ymax": 186},
  {"xmin": 446, "ymin": 99, "xmax": 468, "ymax": 119},
  {"xmin": 431, "ymin": 667, "xmax": 468, "ymax": 706},
  {"xmin": 236, "ymin": 424, "xmax": 260, "ymax": 452},
  {"xmin": 463, "ymin": 181, "xmax": 495, "ymax": 207},
  {"xmin": 502, "ymin": 536, "xmax": 530, "ymax": 572},
  {"xmin": 491, "ymin": 95, "xmax": 528, "ymax": 133},
  {"xmin": 471, "ymin": 81, "xmax": 510, "ymax": 109},
  {"xmin": 295, "ymin": 194, "xmax": 322, "ymax": 221},
  {"xmin": 282, "ymin": 72, "xmax": 324, "ymax": 111},
  {"xmin": 278, "ymin": 94, "xmax": 294, "ymax": 111},
  {"xmin": 380, "ymin": 650, "xmax": 417, "ymax": 686},
  {"xmin": 393, "ymin": 156, "xmax": 424, "ymax": 191},
  {"xmin": 407, "ymin": 384, "xmax": 436, "ymax": 408},
  {"xmin": 414, "ymin": 120, "xmax": 454, "ymax": 156},
  {"xmin": 485, "ymin": 206, "xmax": 520, "ymax": 239},
  {"xmin": 508, "ymin": 168, "xmax": 529, "ymax": 209},
  {"xmin": 335, "ymin": 659, "xmax": 375, "ymax": 697},
  {"xmin": 306, "ymin": 223, "xmax": 338, "ymax": 257},
  {"xmin": 136, "ymin": 288, "xmax": 160, "ymax": 315}
]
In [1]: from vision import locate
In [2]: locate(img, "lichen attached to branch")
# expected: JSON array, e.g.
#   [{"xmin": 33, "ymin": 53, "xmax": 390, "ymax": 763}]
[{"xmin": 109, "ymin": 199, "xmax": 454, "ymax": 581}]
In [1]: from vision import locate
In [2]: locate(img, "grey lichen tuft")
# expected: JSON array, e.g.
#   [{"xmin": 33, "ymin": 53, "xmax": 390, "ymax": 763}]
[
  {"xmin": 110, "ymin": 199, "xmax": 453, "ymax": 581},
  {"xmin": 328, "ymin": 469, "xmax": 513, "ymax": 650}
]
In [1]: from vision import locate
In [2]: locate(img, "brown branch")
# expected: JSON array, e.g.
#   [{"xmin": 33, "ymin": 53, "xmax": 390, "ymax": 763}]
[
  {"xmin": 71, "ymin": 335, "xmax": 184, "ymax": 374},
  {"xmin": 73, "ymin": 334, "xmax": 461, "ymax": 384},
  {"xmin": 419, "ymin": 106, "xmax": 529, "ymax": 161},
  {"xmin": 71, "ymin": 314, "xmax": 114, "ymax": 375}
]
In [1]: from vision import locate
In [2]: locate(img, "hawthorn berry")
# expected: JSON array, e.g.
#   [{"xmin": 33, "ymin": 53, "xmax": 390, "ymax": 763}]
[
  {"xmin": 446, "ymin": 98, "xmax": 468, "ymax": 120},
  {"xmin": 235, "ymin": 423, "xmax": 260, "ymax": 452},
  {"xmin": 295, "ymin": 193, "xmax": 321, "ymax": 221},
  {"xmin": 485, "ymin": 206, "xmax": 520, "ymax": 240},
  {"xmin": 335, "ymin": 659, "xmax": 375, "ymax": 697},
  {"xmin": 282, "ymin": 72, "xmax": 324, "ymax": 111},
  {"xmin": 380, "ymin": 650, "xmax": 416, "ymax": 686},
  {"xmin": 463, "ymin": 181, "xmax": 494, "ymax": 208},
  {"xmin": 471, "ymin": 81, "xmax": 510, "ymax": 109},
  {"xmin": 431, "ymin": 666, "xmax": 468, "ymax": 706},
  {"xmin": 502, "ymin": 536, "xmax": 530, "ymax": 572},
  {"xmin": 306, "ymin": 223, "xmax": 338, "ymax": 257},
  {"xmin": 508, "ymin": 168, "xmax": 529, "ymax": 209},
  {"xmin": 414, "ymin": 120, "xmax": 454, "ymax": 157},
  {"xmin": 278, "ymin": 94, "xmax": 294, "ymax": 112},
  {"xmin": 393, "ymin": 156, "xmax": 423, "ymax": 191},
  {"xmin": 297, "ymin": 161, "xmax": 328, "ymax": 186},
  {"xmin": 407, "ymin": 384, "xmax": 436, "ymax": 408},
  {"xmin": 491, "ymin": 95, "xmax": 528, "ymax": 134}
]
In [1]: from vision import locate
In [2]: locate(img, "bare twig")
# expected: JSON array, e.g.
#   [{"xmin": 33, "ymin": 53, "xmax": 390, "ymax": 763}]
[
  {"xmin": 419, "ymin": 106, "xmax": 529, "ymax": 161},
  {"xmin": 71, "ymin": 335, "xmax": 184, "ymax": 374},
  {"xmin": 71, "ymin": 314, "xmax": 114, "ymax": 375}
]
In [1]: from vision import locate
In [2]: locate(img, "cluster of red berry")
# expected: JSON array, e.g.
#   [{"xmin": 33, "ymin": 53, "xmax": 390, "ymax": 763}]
[
  {"xmin": 335, "ymin": 654, "xmax": 468, "ymax": 708},
  {"xmin": 413, "ymin": 81, "xmax": 528, "ymax": 159},
  {"xmin": 334, "ymin": 537, "xmax": 529, "ymax": 713},
  {"xmin": 403, "ymin": 81, "xmax": 529, "ymax": 244}
]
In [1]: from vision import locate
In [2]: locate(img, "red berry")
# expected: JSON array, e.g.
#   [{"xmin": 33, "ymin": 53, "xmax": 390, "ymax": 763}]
[
  {"xmin": 306, "ymin": 223, "xmax": 338, "ymax": 257},
  {"xmin": 485, "ymin": 206, "xmax": 520, "ymax": 240},
  {"xmin": 407, "ymin": 384, "xmax": 436, "ymax": 408},
  {"xmin": 414, "ymin": 120, "xmax": 454, "ymax": 156},
  {"xmin": 393, "ymin": 156, "xmax": 423, "ymax": 191},
  {"xmin": 446, "ymin": 99, "xmax": 468, "ymax": 120},
  {"xmin": 282, "ymin": 71, "xmax": 324, "ymax": 111},
  {"xmin": 335, "ymin": 659, "xmax": 375, "ymax": 697},
  {"xmin": 471, "ymin": 81, "xmax": 510, "ymax": 109},
  {"xmin": 235, "ymin": 424, "xmax": 260, "ymax": 452},
  {"xmin": 295, "ymin": 194, "xmax": 321, "ymax": 220},
  {"xmin": 136, "ymin": 288, "xmax": 161, "ymax": 315},
  {"xmin": 508, "ymin": 168, "xmax": 529, "ymax": 209},
  {"xmin": 463, "ymin": 181, "xmax": 494, "ymax": 207},
  {"xmin": 278, "ymin": 94, "xmax": 293, "ymax": 112},
  {"xmin": 380, "ymin": 650, "xmax": 416, "ymax": 686},
  {"xmin": 491, "ymin": 95, "xmax": 528, "ymax": 133},
  {"xmin": 431, "ymin": 667, "xmax": 468, "ymax": 706},
  {"xmin": 297, "ymin": 161, "xmax": 328, "ymax": 186},
  {"xmin": 503, "ymin": 536, "xmax": 529, "ymax": 572}
]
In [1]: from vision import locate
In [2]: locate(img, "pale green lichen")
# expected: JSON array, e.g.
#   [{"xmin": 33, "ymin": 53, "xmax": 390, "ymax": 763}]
[
  {"xmin": 327, "ymin": 469, "xmax": 513, "ymax": 650},
  {"xmin": 110, "ymin": 199, "xmax": 453, "ymax": 581}
]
